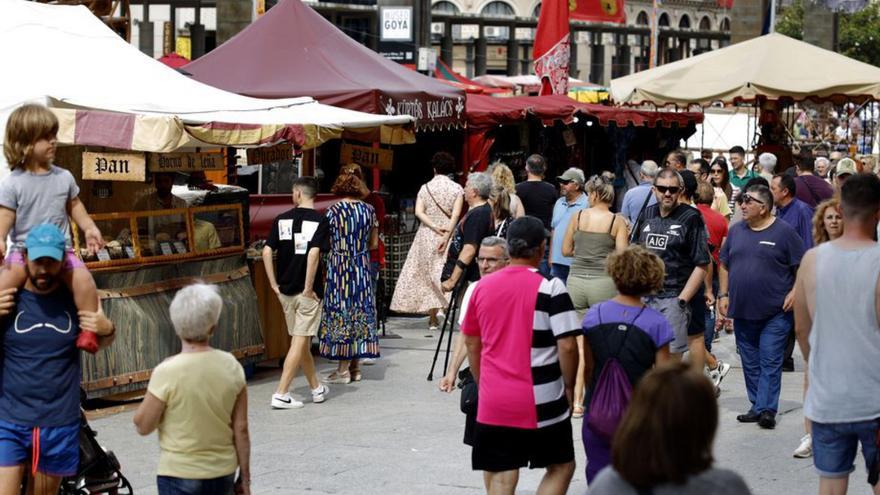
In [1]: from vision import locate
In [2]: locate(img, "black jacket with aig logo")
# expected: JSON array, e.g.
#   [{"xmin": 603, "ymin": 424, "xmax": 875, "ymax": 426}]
[{"xmin": 634, "ymin": 203, "xmax": 710, "ymax": 298}]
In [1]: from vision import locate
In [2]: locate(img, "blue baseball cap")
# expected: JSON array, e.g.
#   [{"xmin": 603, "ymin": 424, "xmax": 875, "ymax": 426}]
[{"xmin": 24, "ymin": 224, "xmax": 66, "ymax": 261}]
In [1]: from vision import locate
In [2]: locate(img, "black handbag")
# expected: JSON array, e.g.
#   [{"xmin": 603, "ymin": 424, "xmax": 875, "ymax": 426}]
[{"xmin": 458, "ymin": 367, "xmax": 478, "ymax": 414}]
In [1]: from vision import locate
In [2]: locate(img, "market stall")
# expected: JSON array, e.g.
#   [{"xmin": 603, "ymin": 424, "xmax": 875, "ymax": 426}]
[
  {"xmin": 610, "ymin": 32, "xmax": 880, "ymax": 168},
  {"xmin": 1, "ymin": 0, "xmax": 414, "ymax": 396},
  {"xmin": 464, "ymin": 94, "xmax": 703, "ymax": 176}
]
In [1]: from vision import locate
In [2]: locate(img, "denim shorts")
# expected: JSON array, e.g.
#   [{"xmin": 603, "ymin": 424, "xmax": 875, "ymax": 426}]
[
  {"xmin": 157, "ymin": 473, "xmax": 236, "ymax": 495},
  {"xmin": 812, "ymin": 419, "xmax": 880, "ymax": 483},
  {"xmin": 0, "ymin": 420, "xmax": 79, "ymax": 476}
]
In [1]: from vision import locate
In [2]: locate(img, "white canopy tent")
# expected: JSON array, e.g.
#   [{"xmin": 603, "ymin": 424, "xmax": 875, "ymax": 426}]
[
  {"xmin": 611, "ymin": 33, "xmax": 880, "ymax": 107},
  {"xmin": 0, "ymin": 0, "xmax": 414, "ymax": 173}
]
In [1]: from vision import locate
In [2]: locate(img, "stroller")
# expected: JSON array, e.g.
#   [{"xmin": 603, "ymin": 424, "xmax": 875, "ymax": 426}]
[{"xmin": 57, "ymin": 409, "xmax": 133, "ymax": 494}]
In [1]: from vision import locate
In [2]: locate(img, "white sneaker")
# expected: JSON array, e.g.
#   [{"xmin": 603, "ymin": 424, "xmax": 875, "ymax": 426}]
[
  {"xmin": 361, "ymin": 358, "xmax": 377, "ymax": 366},
  {"xmin": 708, "ymin": 360, "xmax": 731, "ymax": 388},
  {"xmin": 271, "ymin": 393, "xmax": 303, "ymax": 409},
  {"xmin": 311, "ymin": 384, "xmax": 328, "ymax": 403},
  {"xmin": 793, "ymin": 434, "xmax": 813, "ymax": 458}
]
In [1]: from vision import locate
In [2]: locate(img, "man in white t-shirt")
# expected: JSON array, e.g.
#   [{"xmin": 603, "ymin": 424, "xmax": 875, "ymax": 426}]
[{"xmin": 438, "ymin": 236, "xmax": 510, "ymax": 393}]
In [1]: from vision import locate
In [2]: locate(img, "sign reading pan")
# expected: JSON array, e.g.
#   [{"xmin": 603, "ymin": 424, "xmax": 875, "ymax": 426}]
[
  {"xmin": 82, "ymin": 151, "xmax": 146, "ymax": 182},
  {"xmin": 148, "ymin": 151, "xmax": 224, "ymax": 172},
  {"xmin": 340, "ymin": 143, "xmax": 394, "ymax": 171}
]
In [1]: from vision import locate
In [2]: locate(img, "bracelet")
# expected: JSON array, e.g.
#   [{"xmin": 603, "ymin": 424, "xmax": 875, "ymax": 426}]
[
  {"xmin": 717, "ymin": 293, "xmax": 729, "ymax": 299},
  {"xmin": 455, "ymin": 259, "xmax": 468, "ymax": 270}
]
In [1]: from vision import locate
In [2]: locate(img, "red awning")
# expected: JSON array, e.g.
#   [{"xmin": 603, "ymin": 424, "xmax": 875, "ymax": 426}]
[
  {"xmin": 433, "ymin": 60, "xmax": 512, "ymax": 95},
  {"xmin": 157, "ymin": 52, "xmax": 190, "ymax": 69},
  {"xmin": 466, "ymin": 94, "xmax": 703, "ymax": 129},
  {"xmin": 184, "ymin": 0, "xmax": 465, "ymax": 131}
]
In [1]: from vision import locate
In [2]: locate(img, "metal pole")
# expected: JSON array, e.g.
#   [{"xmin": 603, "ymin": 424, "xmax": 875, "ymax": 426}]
[
  {"xmin": 649, "ymin": 0, "xmax": 658, "ymax": 68},
  {"xmin": 768, "ymin": 0, "xmax": 777, "ymax": 33}
]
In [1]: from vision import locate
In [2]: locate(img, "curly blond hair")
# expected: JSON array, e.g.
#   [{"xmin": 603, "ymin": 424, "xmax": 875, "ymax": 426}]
[
  {"xmin": 812, "ymin": 197, "xmax": 842, "ymax": 245},
  {"xmin": 3, "ymin": 104, "xmax": 58, "ymax": 169},
  {"xmin": 489, "ymin": 161, "xmax": 516, "ymax": 194},
  {"xmin": 606, "ymin": 246, "xmax": 666, "ymax": 297},
  {"xmin": 586, "ymin": 175, "xmax": 614, "ymax": 204}
]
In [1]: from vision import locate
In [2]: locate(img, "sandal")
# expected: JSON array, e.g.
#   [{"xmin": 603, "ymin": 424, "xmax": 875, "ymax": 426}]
[
  {"xmin": 350, "ymin": 369, "xmax": 363, "ymax": 382},
  {"xmin": 572, "ymin": 405, "xmax": 585, "ymax": 419},
  {"xmin": 323, "ymin": 371, "xmax": 351, "ymax": 384}
]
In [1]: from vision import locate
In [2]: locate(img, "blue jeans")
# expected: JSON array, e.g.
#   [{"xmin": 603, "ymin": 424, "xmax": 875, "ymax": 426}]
[
  {"xmin": 551, "ymin": 263, "xmax": 570, "ymax": 283},
  {"xmin": 812, "ymin": 419, "xmax": 880, "ymax": 481},
  {"xmin": 704, "ymin": 275, "xmax": 719, "ymax": 352},
  {"xmin": 157, "ymin": 474, "xmax": 235, "ymax": 495},
  {"xmin": 734, "ymin": 312, "xmax": 792, "ymax": 415},
  {"xmin": 539, "ymin": 247, "xmax": 551, "ymax": 277}
]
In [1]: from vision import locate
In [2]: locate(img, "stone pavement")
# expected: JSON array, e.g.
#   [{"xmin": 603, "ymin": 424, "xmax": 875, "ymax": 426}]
[{"xmin": 90, "ymin": 317, "xmax": 873, "ymax": 495}]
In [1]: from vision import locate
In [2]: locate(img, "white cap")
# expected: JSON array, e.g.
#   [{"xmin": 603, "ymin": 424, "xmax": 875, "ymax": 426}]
[{"xmin": 758, "ymin": 152, "xmax": 777, "ymax": 171}]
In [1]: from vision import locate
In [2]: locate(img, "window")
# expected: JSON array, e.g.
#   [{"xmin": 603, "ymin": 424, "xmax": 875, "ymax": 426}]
[
  {"xmin": 432, "ymin": 1, "xmax": 459, "ymax": 13},
  {"xmin": 658, "ymin": 13, "xmax": 670, "ymax": 27},
  {"xmin": 678, "ymin": 14, "xmax": 690, "ymax": 29},
  {"xmin": 636, "ymin": 11, "xmax": 649, "ymax": 25},
  {"xmin": 532, "ymin": 2, "xmax": 541, "ymax": 17},
  {"xmin": 481, "ymin": 1, "xmax": 514, "ymax": 16},
  {"xmin": 720, "ymin": 17, "xmax": 730, "ymax": 31}
]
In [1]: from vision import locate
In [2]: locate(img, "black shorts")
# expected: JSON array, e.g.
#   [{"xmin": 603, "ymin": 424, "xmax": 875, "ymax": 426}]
[
  {"xmin": 472, "ymin": 419, "xmax": 575, "ymax": 472},
  {"xmin": 688, "ymin": 296, "xmax": 706, "ymax": 337}
]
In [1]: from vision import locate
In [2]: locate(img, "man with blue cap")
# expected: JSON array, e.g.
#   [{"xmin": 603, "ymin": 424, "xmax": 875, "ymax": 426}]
[{"xmin": 0, "ymin": 224, "xmax": 116, "ymax": 493}]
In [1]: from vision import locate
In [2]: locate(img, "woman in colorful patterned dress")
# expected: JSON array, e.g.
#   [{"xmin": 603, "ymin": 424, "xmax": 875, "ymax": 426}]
[
  {"xmin": 390, "ymin": 152, "xmax": 463, "ymax": 329},
  {"xmin": 319, "ymin": 168, "xmax": 380, "ymax": 384}
]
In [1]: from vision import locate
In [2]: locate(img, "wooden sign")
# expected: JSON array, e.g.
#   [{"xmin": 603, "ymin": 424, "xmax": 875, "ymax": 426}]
[
  {"xmin": 148, "ymin": 152, "xmax": 224, "ymax": 172},
  {"xmin": 82, "ymin": 151, "xmax": 146, "ymax": 182},
  {"xmin": 247, "ymin": 143, "xmax": 293, "ymax": 165},
  {"xmin": 340, "ymin": 143, "xmax": 394, "ymax": 171}
]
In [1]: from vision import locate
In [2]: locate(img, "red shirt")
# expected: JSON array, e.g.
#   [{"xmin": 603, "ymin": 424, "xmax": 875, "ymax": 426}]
[{"xmin": 696, "ymin": 204, "xmax": 728, "ymax": 265}]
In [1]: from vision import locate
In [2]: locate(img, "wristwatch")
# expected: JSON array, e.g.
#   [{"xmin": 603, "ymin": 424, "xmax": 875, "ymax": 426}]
[
  {"xmin": 677, "ymin": 298, "xmax": 688, "ymax": 309},
  {"xmin": 717, "ymin": 293, "xmax": 729, "ymax": 299}
]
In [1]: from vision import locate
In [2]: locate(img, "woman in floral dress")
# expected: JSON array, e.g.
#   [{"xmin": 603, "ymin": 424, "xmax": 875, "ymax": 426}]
[
  {"xmin": 390, "ymin": 152, "xmax": 463, "ymax": 329},
  {"xmin": 319, "ymin": 169, "xmax": 379, "ymax": 383}
]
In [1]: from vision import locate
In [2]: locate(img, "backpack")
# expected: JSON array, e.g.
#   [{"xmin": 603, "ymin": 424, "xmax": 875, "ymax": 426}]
[{"xmin": 586, "ymin": 305, "xmax": 646, "ymax": 443}]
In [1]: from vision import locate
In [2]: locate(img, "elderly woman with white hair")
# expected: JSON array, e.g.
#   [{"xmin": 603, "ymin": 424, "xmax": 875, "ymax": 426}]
[
  {"xmin": 134, "ymin": 284, "xmax": 250, "ymax": 495},
  {"xmin": 440, "ymin": 172, "xmax": 496, "ymax": 293}
]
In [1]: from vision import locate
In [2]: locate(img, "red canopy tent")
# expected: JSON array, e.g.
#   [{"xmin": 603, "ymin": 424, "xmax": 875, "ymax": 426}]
[
  {"xmin": 433, "ymin": 60, "xmax": 512, "ymax": 95},
  {"xmin": 157, "ymin": 52, "xmax": 190, "ymax": 69},
  {"xmin": 184, "ymin": 0, "xmax": 465, "ymax": 131},
  {"xmin": 465, "ymin": 94, "xmax": 704, "ymax": 171}
]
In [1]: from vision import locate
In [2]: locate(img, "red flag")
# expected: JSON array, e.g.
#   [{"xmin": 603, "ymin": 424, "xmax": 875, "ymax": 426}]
[
  {"xmin": 716, "ymin": 0, "xmax": 734, "ymax": 9},
  {"xmin": 533, "ymin": 0, "xmax": 571, "ymax": 95},
  {"xmin": 571, "ymin": 0, "xmax": 626, "ymax": 23}
]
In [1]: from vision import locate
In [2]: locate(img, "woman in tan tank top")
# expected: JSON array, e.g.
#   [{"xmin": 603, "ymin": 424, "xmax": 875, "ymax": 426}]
[{"xmin": 562, "ymin": 175, "xmax": 629, "ymax": 417}]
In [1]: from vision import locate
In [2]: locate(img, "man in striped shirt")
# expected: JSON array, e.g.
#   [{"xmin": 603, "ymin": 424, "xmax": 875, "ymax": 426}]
[{"xmin": 462, "ymin": 216, "xmax": 580, "ymax": 494}]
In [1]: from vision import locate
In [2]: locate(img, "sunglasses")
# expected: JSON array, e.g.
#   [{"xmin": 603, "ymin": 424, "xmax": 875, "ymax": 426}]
[
  {"xmin": 741, "ymin": 194, "xmax": 765, "ymax": 205},
  {"xmin": 655, "ymin": 185, "xmax": 681, "ymax": 195}
]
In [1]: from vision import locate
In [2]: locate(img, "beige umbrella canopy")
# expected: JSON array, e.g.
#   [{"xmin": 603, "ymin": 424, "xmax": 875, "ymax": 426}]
[{"xmin": 611, "ymin": 33, "xmax": 880, "ymax": 106}]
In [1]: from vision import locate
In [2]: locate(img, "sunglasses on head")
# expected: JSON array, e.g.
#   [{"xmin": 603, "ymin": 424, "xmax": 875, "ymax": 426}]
[
  {"xmin": 741, "ymin": 194, "xmax": 765, "ymax": 205},
  {"xmin": 655, "ymin": 185, "xmax": 681, "ymax": 195}
]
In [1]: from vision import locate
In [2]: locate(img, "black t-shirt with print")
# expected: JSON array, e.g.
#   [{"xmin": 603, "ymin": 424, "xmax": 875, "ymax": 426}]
[
  {"xmin": 515, "ymin": 180, "xmax": 558, "ymax": 230},
  {"xmin": 446, "ymin": 203, "xmax": 495, "ymax": 283},
  {"xmin": 634, "ymin": 203, "xmax": 710, "ymax": 298},
  {"xmin": 266, "ymin": 207, "xmax": 331, "ymax": 297}
]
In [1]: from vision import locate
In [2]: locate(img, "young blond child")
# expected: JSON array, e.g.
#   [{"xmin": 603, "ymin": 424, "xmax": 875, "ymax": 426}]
[{"xmin": 1, "ymin": 104, "xmax": 104, "ymax": 352}]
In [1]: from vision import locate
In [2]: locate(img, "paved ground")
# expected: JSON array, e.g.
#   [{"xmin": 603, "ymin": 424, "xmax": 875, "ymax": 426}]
[{"xmin": 90, "ymin": 317, "xmax": 874, "ymax": 495}]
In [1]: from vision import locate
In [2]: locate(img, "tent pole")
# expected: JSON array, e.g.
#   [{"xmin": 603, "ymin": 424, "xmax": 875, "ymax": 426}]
[{"xmin": 649, "ymin": 0, "xmax": 659, "ymax": 69}]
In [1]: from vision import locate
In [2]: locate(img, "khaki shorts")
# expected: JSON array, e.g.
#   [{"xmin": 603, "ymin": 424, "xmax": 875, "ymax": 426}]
[{"xmin": 278, "ymin": 293, "xmax": 322, "ymax": 337}]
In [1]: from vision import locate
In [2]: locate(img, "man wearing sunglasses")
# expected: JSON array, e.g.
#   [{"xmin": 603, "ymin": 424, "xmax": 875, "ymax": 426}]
[
  {"xmin": 718, "ymin": 184, "xmax": 806, "ymax": 430},
  {"xmin": 633, "ymin": 168, "xmax": 711, "ymax": 371}
]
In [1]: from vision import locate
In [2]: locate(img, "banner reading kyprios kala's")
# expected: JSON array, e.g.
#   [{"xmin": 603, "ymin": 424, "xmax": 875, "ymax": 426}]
[{"xmin": 378, "ymin": 95, "xmax": 465, "ymax": 131}]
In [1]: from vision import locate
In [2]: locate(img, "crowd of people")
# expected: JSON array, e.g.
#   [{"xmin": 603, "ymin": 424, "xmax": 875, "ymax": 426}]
[{"xmin": 423, "ymin": 147, "xmax": 880, "ymax": 495}]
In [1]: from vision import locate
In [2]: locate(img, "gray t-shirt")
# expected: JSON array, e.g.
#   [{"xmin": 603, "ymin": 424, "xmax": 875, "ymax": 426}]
[
  {"xmin": 0, "ymin": 165, "xmax": 79, "ymax": 247},
  {"xmin": 590, "ymin": 467, "xmax": 751, "ymax": 495}
]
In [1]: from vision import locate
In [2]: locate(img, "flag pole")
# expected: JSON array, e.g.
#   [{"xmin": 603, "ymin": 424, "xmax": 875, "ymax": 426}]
[
  {"xmin": 768, "ymin": 0, "xmax": 777, "ymax": 33},
  {"xmin": 649, "ymin": 0, "xmax": 659, "ymax": 68}
]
